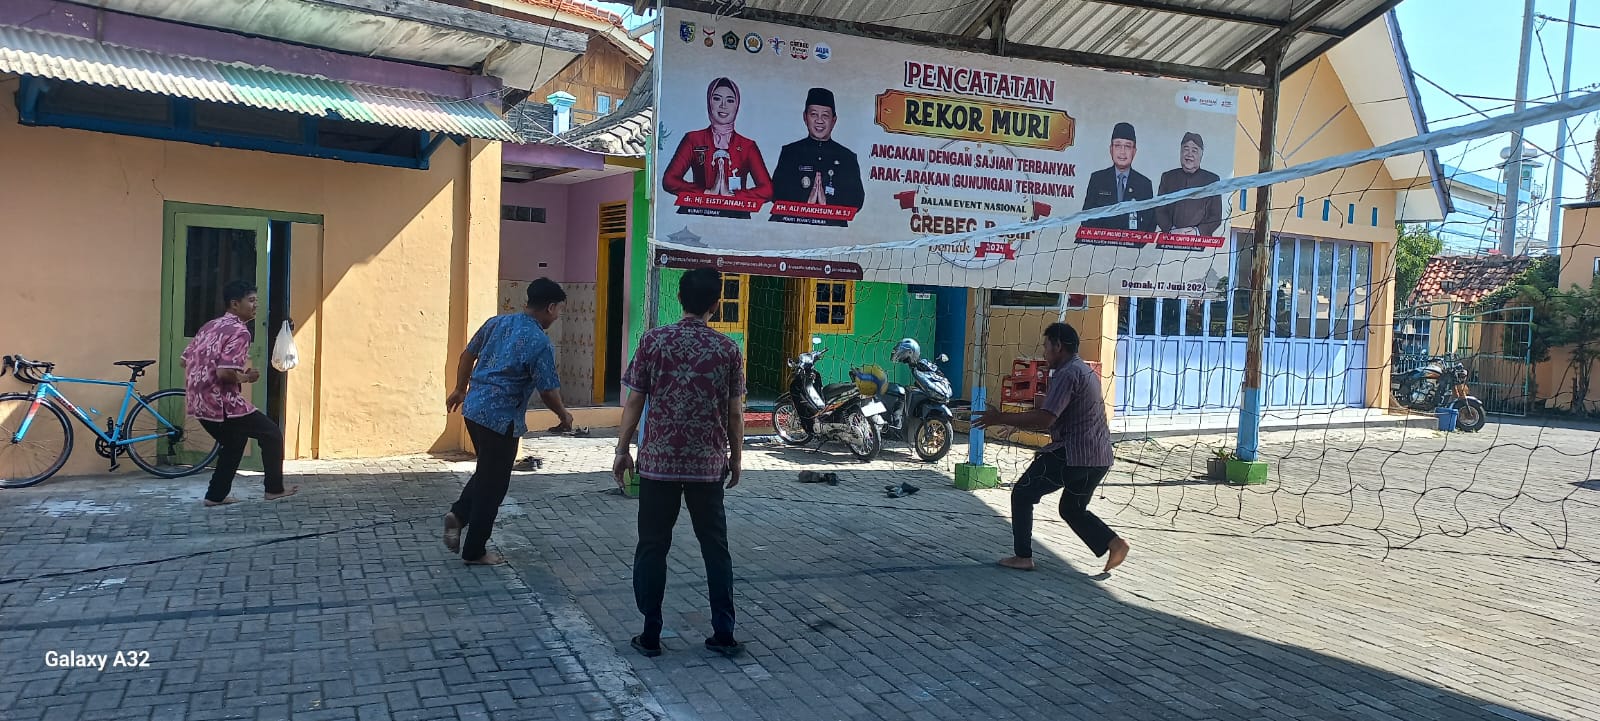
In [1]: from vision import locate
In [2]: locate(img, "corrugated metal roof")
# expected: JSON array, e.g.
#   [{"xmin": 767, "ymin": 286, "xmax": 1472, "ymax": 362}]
[
  {"xmin": 0, "ymin": 23, "xmax": 521, "ymax": 142},
  {"xmin": 678, "ymin": 0, "xmax": 1404, "ymax": 86}
]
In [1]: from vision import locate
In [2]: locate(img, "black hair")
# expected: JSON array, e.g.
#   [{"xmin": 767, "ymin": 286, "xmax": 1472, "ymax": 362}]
[
  {"xmin": 525, "ymin": 277, "xmax": 567, "ymax": 309},
  {"xmin": 223, "ymin": 280, "xmax": 257, "ymax": 306},
  {"xmin": 679, "ymin": 268, "xmax": 723, "ymax": 316},
  {"xmin": 1044, "ymin": 322, "xmax": 1080, "ymax": 354}
]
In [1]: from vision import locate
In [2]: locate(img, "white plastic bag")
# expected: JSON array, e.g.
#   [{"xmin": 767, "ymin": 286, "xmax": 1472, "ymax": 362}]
[{"xmin": 271, "ymin": 320, "xmax": 299, "ymax": 372}]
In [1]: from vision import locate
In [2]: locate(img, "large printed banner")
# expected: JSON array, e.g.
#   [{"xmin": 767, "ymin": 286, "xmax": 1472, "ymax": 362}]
[{"xmin": 656, "ymin": 8, "xmax": 1240, "ymax": 297}]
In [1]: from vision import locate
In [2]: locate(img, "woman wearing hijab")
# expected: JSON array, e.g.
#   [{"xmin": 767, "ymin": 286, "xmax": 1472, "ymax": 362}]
[{"xmin": 662, "ymin": 77, "xmax": 773, "ymax": 218}]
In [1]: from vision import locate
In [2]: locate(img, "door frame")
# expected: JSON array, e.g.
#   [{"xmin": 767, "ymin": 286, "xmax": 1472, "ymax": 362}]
[
  {"xmin": 159, "ymin": 202, "xmax": 322, "ymax": 405},
  {"xmin": 593, "ymin": 201, "xmax": 630, "ymax": 405}
]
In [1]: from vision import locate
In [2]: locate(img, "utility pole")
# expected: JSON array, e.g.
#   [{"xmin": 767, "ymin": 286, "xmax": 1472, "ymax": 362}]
[
  {"xmin": 1237, "ymin": 45, "xmax": 1281, "ymax": 463},
  {"xmin": 1500, "ymin": 0, "xmax": 1537, "ymax": 256},
  {"xmin": 1547, "ymin": 0, "xmax": 1578, "ymax": 253}
]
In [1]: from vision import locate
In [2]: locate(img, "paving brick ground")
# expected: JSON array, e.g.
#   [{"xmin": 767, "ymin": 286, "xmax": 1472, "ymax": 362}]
[{"xmin": 2, "ymin": 420, "xmax": 1597, "ymax": 720}]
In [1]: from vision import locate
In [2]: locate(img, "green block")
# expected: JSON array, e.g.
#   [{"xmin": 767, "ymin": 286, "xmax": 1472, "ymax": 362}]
[
  {"xmin": 1226, "ymin": 459, "xmax": 1269, "ymax": 485},
  {"xmin": 954, "ymin": 463, "xmax": 999, "ymax": 490},
  {"xmin": 624, "ymin": 469, "xmax": 641, "ymax": 498}
]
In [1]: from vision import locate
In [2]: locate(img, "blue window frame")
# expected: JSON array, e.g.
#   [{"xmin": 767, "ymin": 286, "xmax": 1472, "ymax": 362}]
[
  {"xmin": 15, "ymin": 77, "xmax": 457, "ymax": 169},
  {"xmin": 1119, "ymin": 232, "xmax": 1372, "ymax": 341}
]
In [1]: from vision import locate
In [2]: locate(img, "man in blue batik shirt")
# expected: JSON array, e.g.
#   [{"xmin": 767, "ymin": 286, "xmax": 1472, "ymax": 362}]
[{"xmin": 443, "ymin": 278, "xmax": 573, "ymax": 565}]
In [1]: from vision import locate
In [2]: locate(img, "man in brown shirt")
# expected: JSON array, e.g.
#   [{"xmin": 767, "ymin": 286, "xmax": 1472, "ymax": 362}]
[
  {"xmin": 974, "ymin": 322, "xmax": 1129, "ymax": 574},
  {"xmin": 1154, "ymin": 132, "xmax": 1223, "ymax": 236}
]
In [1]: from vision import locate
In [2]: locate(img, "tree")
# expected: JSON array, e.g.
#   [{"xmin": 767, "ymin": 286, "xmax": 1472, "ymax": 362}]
[
  {"xmin": 1394, "ymin": 223, "xmax": 1443, "ymax": 307},
  {"xmin": 1546, "ymin": 278, "xmax": 1600, "ymax": 415}
]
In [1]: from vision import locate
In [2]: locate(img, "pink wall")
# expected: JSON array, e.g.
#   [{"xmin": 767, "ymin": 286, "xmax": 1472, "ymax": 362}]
[
  {"xmin": 565, "ymin": 174, "xmax": 636, "ymax": 284},
  {"xmin": 499, "ymin": 173, "xmax": 634, "ymax": 284},
  {"xmin": 500, "ymin": 182, "xmax": 569, "ymax": 281}
]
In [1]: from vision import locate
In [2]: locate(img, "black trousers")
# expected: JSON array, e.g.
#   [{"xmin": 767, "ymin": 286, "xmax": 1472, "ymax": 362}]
[
  {"xmin": 199, "ymin": 411, "xmax": 285, "ymax": 502},
  {"xmin": 1012, "ymin": 451, "xmax": 1115, "ymax": 558},
  {"xmin": 449, "ymin": 419, "xmax": 519, "ymax": 561},
  {"xmin": 634, "ymin": 478, "xmax": 735, "ymax": 640}
]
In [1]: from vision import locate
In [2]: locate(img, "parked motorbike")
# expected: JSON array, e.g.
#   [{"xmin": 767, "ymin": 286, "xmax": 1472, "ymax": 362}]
[
  {"xmin": 864, "ymin": 338, "xmax": 955, "ymax": 462},
  {"xmin": 1392, "ymin": 356, "xmax": 1487, "ymax": 432},
  {"xmin": 772, "ymin": 338, "xmax": 884, "ymax": 461}
]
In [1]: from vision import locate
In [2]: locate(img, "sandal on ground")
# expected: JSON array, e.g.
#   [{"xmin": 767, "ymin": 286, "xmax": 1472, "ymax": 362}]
[
  {"xmin": 704, "ymin": 636, "xmax": 744, "ymax": 658},
  {"xmin": 631, "ymin": 635, "xmax": 662, "ymax": 658}
]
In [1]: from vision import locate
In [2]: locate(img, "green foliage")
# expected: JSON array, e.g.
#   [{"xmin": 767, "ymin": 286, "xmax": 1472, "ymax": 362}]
[
  {"xmin": 1395, "ymin": 223, "xmax": 1444, "ymax": 306},
  {"xmin": 1544, "ymin": 277, "xmax": 1600, "ymax": 414},
  {"xmin": 1476, "ymin": 255, "xmax": 1559, "ymax": 364}
]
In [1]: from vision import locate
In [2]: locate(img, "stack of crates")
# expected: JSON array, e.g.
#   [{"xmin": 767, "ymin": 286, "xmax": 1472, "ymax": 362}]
[{"xmin": 1001, "ymin": 357, "xmax": 1051, "ymax": 403}]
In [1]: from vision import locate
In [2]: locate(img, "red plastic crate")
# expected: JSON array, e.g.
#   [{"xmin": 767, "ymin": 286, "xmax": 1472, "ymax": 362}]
[
  {"xmin": 1011, "ymin": 358, "xmax": 1050, "ymax": 378},
  {"xmin": 1001, "ymin": 376, "xmax": 1046, "ymax": 403}
]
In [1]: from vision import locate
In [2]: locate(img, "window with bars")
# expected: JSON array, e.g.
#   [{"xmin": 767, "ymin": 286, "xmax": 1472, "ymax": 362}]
[
  {"xmin": 991, "ymin": 291, "xmax": 1089, "ymax": 309},
  {"xmin": 502, "ymin": 205, "xmax": 546, "ymax": 223},
  {"xmin": 810, "ymin": 280, "xmax": 854, "ymax": 334}
]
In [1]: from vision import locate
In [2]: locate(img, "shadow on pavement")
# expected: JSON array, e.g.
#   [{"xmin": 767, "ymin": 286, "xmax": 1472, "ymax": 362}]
[{"xmin": 0, "ymin": 459, "xmax": 1579, "ymax": 721}]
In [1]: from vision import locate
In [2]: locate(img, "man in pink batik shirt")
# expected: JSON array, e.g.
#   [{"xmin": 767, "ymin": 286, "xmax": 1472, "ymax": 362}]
[{"xmin": 182, "ymin": 280, "xmax": 298, "ymax": 507}]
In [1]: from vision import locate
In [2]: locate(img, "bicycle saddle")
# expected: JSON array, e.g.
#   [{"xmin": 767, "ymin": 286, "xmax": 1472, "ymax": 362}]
[{"xmin": 114, "ymin": 360, "xmax": 157, "ymax": 371}]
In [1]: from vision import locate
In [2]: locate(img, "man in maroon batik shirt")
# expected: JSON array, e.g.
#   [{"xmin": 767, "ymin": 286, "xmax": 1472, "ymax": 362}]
[
  {"xmin": 614, "ymin": 268, "xmax": 746, "ymax": 658},
  {"xmin": 974, "ymin": 322, "xmax": 1129, "ymax": 574},
  {"xmin": 182, "ymin": 280, "xmax": 298, "ymax": 507}
]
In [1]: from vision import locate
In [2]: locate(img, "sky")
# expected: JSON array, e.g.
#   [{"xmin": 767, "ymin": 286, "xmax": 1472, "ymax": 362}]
[{"xmin": 1377, "ymin": 0, "xmax": 1594, "ymax": 245}]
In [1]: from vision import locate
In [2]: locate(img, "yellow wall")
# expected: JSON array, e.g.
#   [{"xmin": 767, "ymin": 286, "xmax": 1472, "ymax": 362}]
[
  {"xmin": 1538, "ymin": 205, "xmax": 1600, "ymax": 409},
  {"xmin": 0, "ymin": 77, "xmax": 499, "ymax": 475}
]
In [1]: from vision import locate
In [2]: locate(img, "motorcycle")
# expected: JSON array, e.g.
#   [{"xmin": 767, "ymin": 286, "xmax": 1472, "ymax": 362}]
[
  {"xmin": 771, "ymin": 338, "xmax": 885, "ymax": 461},
  {"xmin": 865, "ymin": 338, "xmax": 955, "ymax": 462},
  {"xmin": 1392, "ymin": 356, "xmax": 1487, "ymax": 432}
]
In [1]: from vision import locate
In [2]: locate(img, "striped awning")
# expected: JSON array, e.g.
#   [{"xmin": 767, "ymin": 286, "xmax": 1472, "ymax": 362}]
[{"xmin": 0, "ymin": 23, "xmax": 520, "ymax": 142}]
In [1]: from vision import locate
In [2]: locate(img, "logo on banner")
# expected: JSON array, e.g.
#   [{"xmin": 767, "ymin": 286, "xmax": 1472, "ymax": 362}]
[
  {"xmin": 678, "ymin": 21, "xmax": 695, "ymax": 43},
  {"xmin": 721, "ymin": 31, "xmax": 740, "ymax": 50},
  {"xmin": 887, "ymin": 142, "xmax": 1055, "ymax": 270},
  {"xmin": 744, "ymin": 33, "xmax": 763, "ymax": 53},
  {"xmin": 814, "ymin": 43, "xmax": 832, "ymax": 62},
  {"xmin": 789, "ymin": 39, "xmax": 810, "ymax": 60},
  {"xmin": 703, "ymin": 28, "xmax": 715, "ymax": 47},
  {"xmin": 769, "ymin": 36, "xmax": 785, "ymax": 55}
]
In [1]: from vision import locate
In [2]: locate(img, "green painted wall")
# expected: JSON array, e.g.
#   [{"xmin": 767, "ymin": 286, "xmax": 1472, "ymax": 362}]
[
  {"xmin": 626, "ymin": 151, "xmax": 653, "ymax": 362},
  {"xmin": 810, "ymin": 281, "xmax": 922, "ymax": 388}
]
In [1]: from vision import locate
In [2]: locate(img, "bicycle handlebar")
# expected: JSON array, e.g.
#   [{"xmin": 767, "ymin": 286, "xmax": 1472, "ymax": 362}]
[{"xmin": 2, "ymin": 355, "xmax": 53, "ymax": 384}]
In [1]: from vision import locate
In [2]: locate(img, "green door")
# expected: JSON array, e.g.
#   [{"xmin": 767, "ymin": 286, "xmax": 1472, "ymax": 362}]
[{"xmin": 160, "ymin": 213, "xmax": 271, "ymax": 464}]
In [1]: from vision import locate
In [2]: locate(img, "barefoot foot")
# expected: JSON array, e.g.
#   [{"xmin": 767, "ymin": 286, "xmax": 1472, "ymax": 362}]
[
  {"xmin": 265, "ymin": 486, "xmax": 301, "ymax": 501},
  {"xmin": 1103, "ymin": 537, "xmax": 1130, "ymax": 573},
  {"xmin": 463, "ymin": 552, "xmax": 504, "ymax": 566},
  {"xmin": 203, "ymin": 497, "xmax": 240, "ymax": 507},
  {"xmin": 997, "ymin": 556, "xmax": 1036, "ymax": 571},
  {"xmin": 442, "ymin": 513, "xmax": 462, "ymax": 553}
]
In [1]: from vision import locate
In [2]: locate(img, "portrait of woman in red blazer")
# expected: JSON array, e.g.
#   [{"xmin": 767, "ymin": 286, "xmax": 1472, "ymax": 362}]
[{"xmin": 662, "ymin": 77, "xmax": 773, "ymax": 218}]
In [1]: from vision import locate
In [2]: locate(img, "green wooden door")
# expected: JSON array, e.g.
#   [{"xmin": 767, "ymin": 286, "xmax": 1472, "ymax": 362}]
[{"xmin": 161, "ymin": 213, "xmax": 271, "ymax": 465}]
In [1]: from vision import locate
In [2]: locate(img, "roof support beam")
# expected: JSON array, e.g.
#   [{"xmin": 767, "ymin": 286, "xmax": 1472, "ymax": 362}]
[
  {"xmin": 1282, "ymin": 0, "xmax": 1406, "ymax": 77},
  {"xmin": 1080, "ymin": 0, "xmax": 1346, "ymax": 38},
  {"xmin": 664, "ymin": 0, "xmax": 1267, "ymax": 87},
  {"xmin": 959, "ymin": 0, "xmax": 1012, "ymax": 38},
  {"xmin": 298, "ymin": 0, "xmax": 588, "ymax": 53},
  {"xmin": 1228, "ymin": 0, "xmax": 1347, "ymax": 72}
]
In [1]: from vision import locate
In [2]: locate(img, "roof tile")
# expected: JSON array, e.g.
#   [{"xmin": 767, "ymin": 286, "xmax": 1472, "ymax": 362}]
[{"xmin": 1407, "ymin": 255, "xmax": 1535, "ymax": 307}]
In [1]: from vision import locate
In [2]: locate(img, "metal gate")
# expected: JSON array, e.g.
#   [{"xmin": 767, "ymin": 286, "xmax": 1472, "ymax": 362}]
[{"xmin": 1393, "ymin": 303, "xmax": 1534, "ymax": 416}]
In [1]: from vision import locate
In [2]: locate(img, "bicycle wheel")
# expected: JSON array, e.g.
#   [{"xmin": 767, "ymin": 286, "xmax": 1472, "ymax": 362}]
[
  {"xmin": 0, "ymin": 393, "xmax": 73, "ymax": 488},
  {"xmin": 123, "ymin": 389, "xmax": 219, "ymax": 478}
]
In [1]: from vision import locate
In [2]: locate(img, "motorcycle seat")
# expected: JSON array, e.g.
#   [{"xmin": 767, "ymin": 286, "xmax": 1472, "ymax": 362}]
[{"xmin": 823, "ymin": 382, "xmax": 858, "ymax": 399}]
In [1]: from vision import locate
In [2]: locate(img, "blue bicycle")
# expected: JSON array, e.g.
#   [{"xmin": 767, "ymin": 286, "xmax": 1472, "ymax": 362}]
[{"xmin": 0, "ymin": 355, "xmax": 220, "ymax": 488}]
